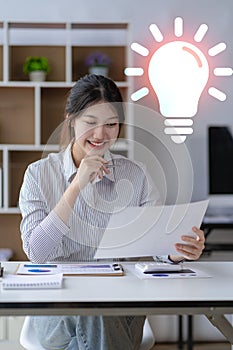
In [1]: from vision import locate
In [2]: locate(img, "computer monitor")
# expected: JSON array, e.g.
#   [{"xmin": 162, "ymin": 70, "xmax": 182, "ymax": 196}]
[{"xmin": 208, "ymin": 126, "xmax": 233, "ymax": 213}]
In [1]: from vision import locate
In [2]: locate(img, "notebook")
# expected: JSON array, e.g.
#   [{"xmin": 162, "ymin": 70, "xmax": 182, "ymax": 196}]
[{"xmin": 1, "ymin": 273, "xmax": 63, "ymax": 289}]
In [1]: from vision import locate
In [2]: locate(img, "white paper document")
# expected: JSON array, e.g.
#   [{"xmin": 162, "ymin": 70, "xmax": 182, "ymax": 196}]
[{"xmin": 94, "ymin": 200, "xmax": 209, "ymax": 259}]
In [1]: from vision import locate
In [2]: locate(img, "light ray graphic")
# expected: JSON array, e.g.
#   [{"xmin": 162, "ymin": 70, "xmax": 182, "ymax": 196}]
[
  {"xmin": 208, "ymin": 87, "xmax": 226, "ymax": 101},
  {"xmin": 131, "ymin": 43, "xmax": 149, "ymax": 56},
  {"xmin": 149, "ymin": 24, "xmax": 163, "ymax": 42},
  {"xmin": 131, "ymin": 87, "xmax": 149, "ymax": 101},
  {"xmin": 124, "ymin": 68, "xmax": 144, "ymax": 76},
  {"xmin": 125, "ymin": 17, "xmax": 233, "ymax": 143},
  {"xmin": 174, "ymin": 17, "xmax": 183, "ymax": 37},
  {"xmin": 208, "ymin": 42, "xmax": 226, "ymax": 56},
  {"xmin": 194, "ymin": 24, "xmax": 208, "ymax": 42},
  {"xmin": 214, "ymin": 67, "xmax": 233, "ymax": 76}
]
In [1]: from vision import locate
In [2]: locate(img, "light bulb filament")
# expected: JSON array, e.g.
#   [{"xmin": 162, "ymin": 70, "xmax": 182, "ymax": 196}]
[{"xmin": 182, "ymin": 46, "xmax": 202, "ymax": 67}]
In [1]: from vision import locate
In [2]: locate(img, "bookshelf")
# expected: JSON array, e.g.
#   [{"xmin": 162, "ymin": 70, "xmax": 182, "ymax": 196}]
[{"xmin": 0, "ymin": 21, "xmax": 131, "ymax": 260}]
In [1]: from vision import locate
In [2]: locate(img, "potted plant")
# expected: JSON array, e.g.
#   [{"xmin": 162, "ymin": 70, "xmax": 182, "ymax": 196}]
[
  {"xmin": 23, "ymin": 56, "xmax": 51, "ymax": 82},
  {"xmin": 85, "ymin": 51, "xmax": 110, "ymax": 76}
]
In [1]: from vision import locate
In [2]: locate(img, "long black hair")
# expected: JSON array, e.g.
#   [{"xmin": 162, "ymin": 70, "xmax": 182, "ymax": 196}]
[{"xmin": 61, "ymin": 74, "xmax": 125, "ymax": 147}]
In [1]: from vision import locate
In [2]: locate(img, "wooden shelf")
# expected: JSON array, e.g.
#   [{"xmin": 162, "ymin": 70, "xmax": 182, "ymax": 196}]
[
  {"xmin": 9, "ymin": 46, "xmax": 66, "ymax": 82},
  {"xmin": 0, "ymin": 214, "xmax": 28, "ymax": 260},
  {"xmin": 41, "ymin": 87, "xmax": 70, "ymax": 144},
  {"xmin": 72, "ymin": 46, "xmax": 126, "ymax": 81},
  {"xmin": 9, "ymin": 150, "xmax": 43, "ymax": 207},
  {"xmin": 0, "ymin": 87, "xmax": 34, "ymax": 144},
  {"xmin": 0, "ymin": 46, "xmax": 3, "ymax": 81}
]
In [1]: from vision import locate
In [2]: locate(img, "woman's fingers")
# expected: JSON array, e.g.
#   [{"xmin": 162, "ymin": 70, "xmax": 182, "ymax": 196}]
[
  {"xmin": 77, "ymin": 156, "xmax": 110, "ymax": 187},
  {"xmin": 175, "ymin": 227, "xmax": 205, "ymax": 260}
]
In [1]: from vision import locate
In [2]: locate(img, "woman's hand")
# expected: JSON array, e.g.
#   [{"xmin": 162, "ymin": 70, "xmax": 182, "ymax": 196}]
[
  {"xmin": 170, "ymin": 227, "xmax": 205, "ymax": 262},
  {"xmin": 74, "ymin": 155, "xmax": 110, "ymax": 190}
]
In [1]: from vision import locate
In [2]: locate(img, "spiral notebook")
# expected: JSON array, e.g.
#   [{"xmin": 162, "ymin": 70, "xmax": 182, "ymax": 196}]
[{"xmin": 1, "ymin": 273, "xmax": 63, "ymax": 289}]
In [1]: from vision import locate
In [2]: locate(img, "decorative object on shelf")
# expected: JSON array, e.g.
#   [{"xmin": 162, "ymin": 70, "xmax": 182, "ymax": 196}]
[
  {"xmin": 85, "ymin": 51, "xmax": 110, "ymax": 76},
  {"xmin": 23, "ymin": 56, "xmax": 51, "ymax": 82},
  {"xmin": 0, "ymin": 248, "xmax": 13, "ymax": 261}
]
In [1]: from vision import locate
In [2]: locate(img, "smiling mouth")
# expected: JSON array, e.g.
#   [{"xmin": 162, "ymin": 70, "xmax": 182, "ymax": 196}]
[{"xmin": 88, "ymin": 140, "xmax": 107, "ymax": 147}]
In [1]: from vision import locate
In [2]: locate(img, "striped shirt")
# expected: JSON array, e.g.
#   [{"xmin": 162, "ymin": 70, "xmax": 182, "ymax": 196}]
[{"xmin": 19, "ymin": 144, "xmax": 160, "ymax": 263}]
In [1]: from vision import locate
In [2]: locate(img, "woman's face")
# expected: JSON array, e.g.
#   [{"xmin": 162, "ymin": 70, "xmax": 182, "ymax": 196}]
[{"xmin": 72, "ymin": 102, "xmax": 120, "ymax": 160}]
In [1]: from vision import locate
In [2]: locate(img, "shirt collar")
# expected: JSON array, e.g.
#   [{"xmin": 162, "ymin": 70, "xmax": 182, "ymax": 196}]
[{"xmin": 63, "ymin": 143, "xmax": 78, "ymax": 183}]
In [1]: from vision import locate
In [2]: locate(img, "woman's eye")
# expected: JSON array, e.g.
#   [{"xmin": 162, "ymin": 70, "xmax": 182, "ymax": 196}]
[
  {"xmin": 106, "ymin": 123, "xmax": 118, "ymax": 127},
  {"xmin": 85, "ymin": 121, "xmax": 96, "ymax": 125}
]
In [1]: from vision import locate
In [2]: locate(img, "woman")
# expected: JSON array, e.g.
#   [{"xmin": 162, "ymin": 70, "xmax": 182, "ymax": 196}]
[{"xmin": 19, "ymin": 74, "xmax": 205, "ymax": 350}]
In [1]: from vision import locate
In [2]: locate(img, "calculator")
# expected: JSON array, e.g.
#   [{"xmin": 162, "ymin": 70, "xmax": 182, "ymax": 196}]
[{"xmin": 135, "ymin": 262, "xmax": 183, "ymax": 274}]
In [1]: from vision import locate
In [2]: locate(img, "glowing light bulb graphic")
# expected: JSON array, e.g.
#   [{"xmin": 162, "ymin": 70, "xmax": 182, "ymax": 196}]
[
  {"xmin": 148, "ymin": 41, "xmax": 209, "ymax": 143},
  {"xmin": 125, "ymin": 17, "xmax": 233, "ymax": 144}
]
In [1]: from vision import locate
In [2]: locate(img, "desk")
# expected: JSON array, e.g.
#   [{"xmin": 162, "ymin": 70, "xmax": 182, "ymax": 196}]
[{"xmin": 1, "ymin": 261, "xmax": 233, "ymax": 348}]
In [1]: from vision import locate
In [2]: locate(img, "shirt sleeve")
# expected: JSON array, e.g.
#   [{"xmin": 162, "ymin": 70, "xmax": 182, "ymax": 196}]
[{"xmin": 19, "ymin": 162, "xmax": 69, "ymax": 263}]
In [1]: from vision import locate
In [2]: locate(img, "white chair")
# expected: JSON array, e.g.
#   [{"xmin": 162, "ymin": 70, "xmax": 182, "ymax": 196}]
[
  {"xmin": 139, "ymin": 317, "xmax": 156, "ymax": 350},
  {"xmin": 20, "ymin": 316, "xmax": 46, "ymax": 350},
  {"xmin": 20, "ymin": 316, "xmax": 155, "ymax": 350}
]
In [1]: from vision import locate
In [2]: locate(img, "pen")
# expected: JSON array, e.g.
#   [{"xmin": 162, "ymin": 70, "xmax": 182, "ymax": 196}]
[
  {"xmin": 106, "ymin": 164, "xmax": 118, "ymax": 168},
  {"xmin": 24, "ymin": 264, "xmax": 57, "ymax": 268}
]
